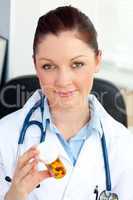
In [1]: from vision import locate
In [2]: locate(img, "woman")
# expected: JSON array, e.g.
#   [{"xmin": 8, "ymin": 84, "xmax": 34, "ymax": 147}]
[{"xmin": 0, "ymin": 6, "xmax": 133, "ymax": 200}]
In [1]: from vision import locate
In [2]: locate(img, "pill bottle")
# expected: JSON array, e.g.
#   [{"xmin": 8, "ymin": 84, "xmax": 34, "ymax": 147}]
[{"xmin": 37, "ymin": 141, "xmax": 66, "ymax": 179}]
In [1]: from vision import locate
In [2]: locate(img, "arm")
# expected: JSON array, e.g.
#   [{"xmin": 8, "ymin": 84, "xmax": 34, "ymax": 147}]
[
  {"xmin": 114, "ymin": 133, "xmax": 133, "ymax": 200},
  {"xmin": 0, "ymin": 150, "xmax": 27, "ymax": 200},
  {"xmin": 115, "ymin": 166, "xmax": 133, "ymax": 200},
  {"xmin": 0, "ymin": 153, "xmax": 10, "ymax": 200}
]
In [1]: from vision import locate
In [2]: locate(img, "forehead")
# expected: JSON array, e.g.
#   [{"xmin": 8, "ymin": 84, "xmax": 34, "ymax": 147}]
[{"xmin": 36, "ymin": 31, "xmax": 95, "ymax": 60}]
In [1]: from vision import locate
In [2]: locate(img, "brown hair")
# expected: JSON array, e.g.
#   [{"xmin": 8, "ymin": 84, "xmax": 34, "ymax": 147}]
[{"xmin": 33, "ymin": 6, "xmax": 99, "ymax": 55}]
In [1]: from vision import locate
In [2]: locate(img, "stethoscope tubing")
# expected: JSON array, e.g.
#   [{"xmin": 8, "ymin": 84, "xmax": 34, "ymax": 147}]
[
  {"xmin": 18, "ymin": 98, "xmax": 44, "ymax": 144},
  {"xmin": 101, "ymin": 132, "xmax": 112, "ymax": 191}
]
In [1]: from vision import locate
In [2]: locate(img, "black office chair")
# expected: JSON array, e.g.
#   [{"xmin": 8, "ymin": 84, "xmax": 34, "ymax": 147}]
[{"xmin": 0, "ymin": 75, "xmax": 127, "ymax": 127}]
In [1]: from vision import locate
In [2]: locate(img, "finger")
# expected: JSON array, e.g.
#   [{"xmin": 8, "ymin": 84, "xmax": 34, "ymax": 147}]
[
  {"xmin": 17, "ymin": 146, "xmax": 39, "ymax": 170},
  {"xmin": 30, "ymin": 160, "xmax": 52, "ymax": 181},
  {"xmin": 13, "ymin": 159, "xmax": 39, "ymax": 184},
  {"xmin": 21, "ymin": 168, "xmax": 51, "ymax": 193},
  {"xmin": 32, "ymin": 169, "xmax": 51, "ymax": 182}
]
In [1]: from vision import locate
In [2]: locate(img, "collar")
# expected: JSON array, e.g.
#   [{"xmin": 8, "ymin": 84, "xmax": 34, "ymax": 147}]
[
  {"xmin": 42, "ymin": 94, "xmax": 103, "ymax": 140},
  {"xmin": 43, "ymin": 96, "xmax": 51, "ymax": 122},
  {"xmin": 88, "ymin": 94, "xmax": 103, "ymax": 138},
  {"xmin": 42, "ymin": 96, "xmax": 54, "ymax": 132}
]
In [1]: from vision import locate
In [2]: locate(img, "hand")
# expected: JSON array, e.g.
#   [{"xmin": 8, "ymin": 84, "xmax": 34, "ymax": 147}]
[{"xmin": 5, "ymin": 146, "xmax": 51, "ymax": 200}]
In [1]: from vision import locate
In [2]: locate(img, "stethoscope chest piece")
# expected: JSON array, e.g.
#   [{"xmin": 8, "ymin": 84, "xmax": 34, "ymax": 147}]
[{"xmin": 99, "ymin": 190, "xmax": 118, "ymax": 200}]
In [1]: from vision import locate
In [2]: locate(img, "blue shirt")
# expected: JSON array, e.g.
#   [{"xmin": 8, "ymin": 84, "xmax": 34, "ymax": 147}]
[{"xmin": 43, "ymin": 95, "xmax": 102, "ymax": 166}]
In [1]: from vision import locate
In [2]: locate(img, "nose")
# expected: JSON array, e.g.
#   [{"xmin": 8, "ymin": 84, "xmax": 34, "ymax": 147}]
[{"xmin": 55, "ymin": 68, "xmax": 73, "ymax": 87}]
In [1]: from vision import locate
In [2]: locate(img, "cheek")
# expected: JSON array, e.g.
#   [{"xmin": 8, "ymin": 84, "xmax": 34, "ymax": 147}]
[
  {"xmin": 38, "ymin": 74, "xmax": 56, "ymax": 96},
  {"xmin": 37, "ymin": 70, "xmax": 53, "ymax": 86},
  {"xmin": 84, "ymin": 76, "xmax": 93, "ymax": 88},
  {"xmin": 79, "ymin": 71, "xmax": 95, "ymax": 92},
  {"xmin": 80, "ymin": 69, "xmax": 94, "ymax": 84}
]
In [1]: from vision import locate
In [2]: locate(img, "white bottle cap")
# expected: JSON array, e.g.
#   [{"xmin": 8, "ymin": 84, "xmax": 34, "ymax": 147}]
[{"xmin": 37, "ymin": 140, "xmax": 59, "ymax": 164}]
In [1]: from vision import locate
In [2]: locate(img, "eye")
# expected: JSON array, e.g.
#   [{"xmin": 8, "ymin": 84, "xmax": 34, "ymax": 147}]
[
  {"xmin": 42, "ymin": 64, "xmax": 55, "ymax": 70},
  {"xmin": 72, "ymin": 62, "xmax": 84, "ymax": 68}
]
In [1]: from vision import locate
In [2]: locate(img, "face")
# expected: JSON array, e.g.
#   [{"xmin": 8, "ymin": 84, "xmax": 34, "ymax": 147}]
[{"xmin": 34, "ymin": 31, "xmax": 101, "ymax": 111}]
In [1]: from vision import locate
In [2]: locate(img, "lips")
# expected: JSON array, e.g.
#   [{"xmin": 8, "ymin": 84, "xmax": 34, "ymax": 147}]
[{"xmin": 55, "ymin": 90, "xmax": 76, "ymax": 97}]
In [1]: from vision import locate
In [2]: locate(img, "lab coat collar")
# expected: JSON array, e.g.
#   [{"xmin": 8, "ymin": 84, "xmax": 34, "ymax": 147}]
[
  {"xmin": 85, "ymin": 95, "xmax": 106, "ymax": 139},
  {"xmin": 20, "ymin": 89, "xmax": 42, "ymax": 121},
  {"xmin": 23, "ymin": 89, "xmax": 42, "ymax": 109},
  {"xmin": 87, "ymin": 94, "xmax": 103, "ymax": 138},
  {"xmin": 43, "ymin": 96, "xmax": 51, "ymax": 121}
]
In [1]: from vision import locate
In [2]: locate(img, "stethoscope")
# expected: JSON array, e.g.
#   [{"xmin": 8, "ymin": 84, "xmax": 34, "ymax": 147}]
[{"xmin": 5, "ymin": 91, "xmax": 119, "ymax": 200}]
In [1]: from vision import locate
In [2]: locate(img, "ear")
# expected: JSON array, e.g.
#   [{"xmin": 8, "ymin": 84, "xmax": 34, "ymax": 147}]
[
  {"xmin": 32, "ymin": 55, "xmax": 39, "ymax": 78},
  {"xmin": 94, "ymin": 50, "xmax": 102, "ymax": 73},
  {"xmin": 32, "ymin": 54, "xmax": 36, "ymax": 66}
]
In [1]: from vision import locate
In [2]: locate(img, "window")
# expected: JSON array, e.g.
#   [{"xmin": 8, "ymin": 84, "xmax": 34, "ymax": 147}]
[
  {"xmin": 96, "ymin": 0, "xmax": 133, "ymax": 71},
  {"xmin": 0, "ymin": 36, "xmax": 7, "ymax": 87}
]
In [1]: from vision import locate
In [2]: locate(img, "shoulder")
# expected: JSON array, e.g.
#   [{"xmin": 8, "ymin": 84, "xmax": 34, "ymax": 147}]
[
  {"xmin": 0, "ymin": 109, "xmax": 22, "ymax": 144},
  {"xmin": 0, "ymin": 90, "xmax": 43, "ymax": 169},
  {"xmin": 102, "ymin": 110, "xmax": 133, "ymax": 148},
  {"xmin": 99, "ymin": 100, "xmax": 133, "ymax": 155},
  {"xmin": 108, "ymin": 118, "xmax": 133, "ymax": 161},
  {"xmin": 0, "ymin": 109, "xmax": 22, "ymax": 166},
  {"xmin": 100, "ymin": 105, "xmax": 133, "ymax": 175},
  {"xmin": 105, "ymin": 117, "xmax": 133, "ymax": 195},
  {"xmin": 0, "ymin": 89, "xmax": 42, "ymax": 145},
  {"xmin": 90, "ymin": 94, "xmax": 133, "ymax": 160},
  {"xmin": 95, "ymin": 98, "xmax": 133, "ymax": 188},
  {"xmin": 90, "ymin": 94, "xmax": 132, "ymax": 139}
]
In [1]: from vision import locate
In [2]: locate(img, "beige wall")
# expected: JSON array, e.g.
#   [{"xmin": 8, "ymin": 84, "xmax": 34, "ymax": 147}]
[{"xmin": 121, "ymin": 88, "xmax": 133, "ymax": 127}]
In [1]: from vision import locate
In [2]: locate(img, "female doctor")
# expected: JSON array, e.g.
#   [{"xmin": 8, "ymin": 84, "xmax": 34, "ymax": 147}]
[{"xmin": 0, "ymin": 5, "xmax": 133, "ymax": 200}]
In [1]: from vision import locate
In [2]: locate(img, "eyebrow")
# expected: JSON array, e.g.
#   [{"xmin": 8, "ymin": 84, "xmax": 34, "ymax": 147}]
[
  {"xmin": 71, "ymin": 55, "xmax": 88, "ymax": 60},
  {"xmin": 38, "ymin": 55, "xmax": 88, "ymax": 62}
]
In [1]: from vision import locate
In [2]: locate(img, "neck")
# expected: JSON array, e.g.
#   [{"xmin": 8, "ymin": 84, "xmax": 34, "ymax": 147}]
[{"xmin": 49, "ymin": 102, "xmax": 90, "ymax": 139}]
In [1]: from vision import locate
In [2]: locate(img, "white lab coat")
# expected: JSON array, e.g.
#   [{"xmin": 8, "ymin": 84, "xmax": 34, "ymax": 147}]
[{"xmin": 0, "ymin": 90, "xmax": 133, "ymax": 200}]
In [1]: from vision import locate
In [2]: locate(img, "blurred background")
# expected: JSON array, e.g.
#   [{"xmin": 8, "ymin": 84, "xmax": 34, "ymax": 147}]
[{"xmin": 0, "ymin": 0, "xmax": 133, "ymax": 131}]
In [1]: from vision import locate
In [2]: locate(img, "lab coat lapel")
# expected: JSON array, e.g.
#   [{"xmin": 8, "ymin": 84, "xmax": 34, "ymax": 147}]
[{"xmin": 63, "ymin": 131, "xmax": 106, "ymax": 199}]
